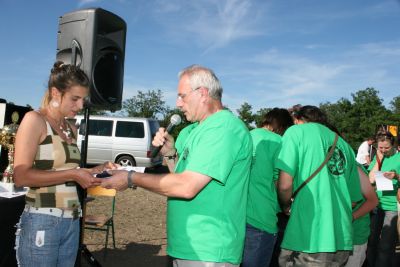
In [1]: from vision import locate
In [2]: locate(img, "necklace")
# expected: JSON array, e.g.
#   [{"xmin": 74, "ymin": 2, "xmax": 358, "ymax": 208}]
[
  {"xmin": 41, "ymin": 110, "xmax": 73, "ymax": 143},
  {"xmin": 60, "ymin": 122, "xmax": 72, "ymax": 140}
]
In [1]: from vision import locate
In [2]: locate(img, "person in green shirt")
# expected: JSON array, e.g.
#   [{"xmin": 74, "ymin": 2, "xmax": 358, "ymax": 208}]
[
  {"xmin": 344, "ymin": 164, "xmax": 378, "ymax": 267},
  {"xmin": 102, "ymin": 65, "xmax": 253, "ymax": 267},
  {"xmin": 367, "ymin": 131, "xmax": 399, "ymax": 267},
  {"xmin": 277, "ymin": 105, "xmax": 363, "ymax": 266},
  {"xmin": 242, "ymin": 108, "xmax": 293, "ymax": 267}
]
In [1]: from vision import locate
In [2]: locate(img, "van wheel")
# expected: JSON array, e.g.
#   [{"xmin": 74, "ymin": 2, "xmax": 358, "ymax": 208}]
[{"xmin": 116, "ymin": 156, "xmax": 136, "ymax": 167}]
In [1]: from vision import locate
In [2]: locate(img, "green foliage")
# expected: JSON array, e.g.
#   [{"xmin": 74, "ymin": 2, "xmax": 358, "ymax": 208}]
[
  {"xmin": 122, "ymin": 89, "xmax": 168, "ymax": 119},
  {"xmin": 390, "ymin": 96, "xmax": 400, "ymax": 119},
  {"xmin": 160, "ymin": 108, "xmax": 190, "ymax": 139},
  {"xmin": 89, "ymin": 108, "xmax": 108, "ymax": 115},
  {"xmin": 390, "ymin": 96, "xmax": 400, "ymax": 112},
  {"xmin": 237, "ymin": 102, "xmax": 255, "ymax": 129},
  {"xmin": 254, "ymin": 108, "xmax": 271, "ymax": 128},
  {"xmin": 320, "ymin": 88, "xmax": 397, "ymax": 149}
]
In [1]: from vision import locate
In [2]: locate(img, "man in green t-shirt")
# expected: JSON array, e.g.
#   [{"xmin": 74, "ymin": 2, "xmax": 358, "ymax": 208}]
[
  {"xmin": 277, "ymin": 105, "xmax": 363, "ymax": 266},
  {"xmin": 102, "ymin": 65, "xmax": 253, "ymax": 267}
]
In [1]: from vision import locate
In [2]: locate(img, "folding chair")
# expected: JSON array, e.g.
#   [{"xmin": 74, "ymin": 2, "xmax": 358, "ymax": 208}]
[{"xmin": 84, "ymin": 186, "xmax": 117, "ymax": 251}]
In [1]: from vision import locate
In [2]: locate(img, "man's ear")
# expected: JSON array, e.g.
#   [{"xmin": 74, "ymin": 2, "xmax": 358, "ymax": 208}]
[{"xmin": 199, "ymin": 87, "xmax": 209, "ymax": 98}]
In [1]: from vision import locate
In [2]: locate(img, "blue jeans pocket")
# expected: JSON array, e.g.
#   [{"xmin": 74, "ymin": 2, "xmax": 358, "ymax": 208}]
[{"xmin": 16, "ymin": 212, "xmax": 65, "ymax": 266}]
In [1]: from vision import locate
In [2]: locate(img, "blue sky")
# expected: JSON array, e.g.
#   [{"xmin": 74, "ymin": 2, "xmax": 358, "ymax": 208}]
[{"xmin": 1, "ymin": 0, "xmax": 399, "ymax": 114}]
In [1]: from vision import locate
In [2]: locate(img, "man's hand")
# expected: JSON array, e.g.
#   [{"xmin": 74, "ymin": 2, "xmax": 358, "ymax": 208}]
[
  {"xmin": 101, "ymin": 170, "xmax": 129, "ymax": 191},
  {"xmin": 152, "ymin": 127, "xmax": 176, "ymax": 156}
]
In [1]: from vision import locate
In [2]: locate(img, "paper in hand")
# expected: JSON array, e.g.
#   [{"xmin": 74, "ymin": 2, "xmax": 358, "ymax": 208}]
[{"xmin": 375, "ymin": 171, "xmax": 394, "ymax": 191}]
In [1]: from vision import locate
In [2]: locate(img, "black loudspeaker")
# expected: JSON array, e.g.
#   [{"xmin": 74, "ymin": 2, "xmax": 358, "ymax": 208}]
[{"xmin": 56, "ymin": 8, "xmax": 126, "ymax": 111}]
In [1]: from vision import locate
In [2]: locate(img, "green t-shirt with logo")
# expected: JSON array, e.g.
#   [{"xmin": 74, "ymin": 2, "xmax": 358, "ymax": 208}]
[
  {"xmin": 276, "ymin": 123, "xmax": 362, "ymax": 253},
  {"xmin": 368, "ymin": 152, "xmax": 400, "ymax": 211},
  {"xmin": 352, "ymin": 164, "xmax": 370, "ymax": 245},
  {"xmin": 246, "ymin": 128, "xmax": 281, "ymax": 234},
  {"xmin": 167, "ymin": 110, "xmax": 253, "ymax": 264}
]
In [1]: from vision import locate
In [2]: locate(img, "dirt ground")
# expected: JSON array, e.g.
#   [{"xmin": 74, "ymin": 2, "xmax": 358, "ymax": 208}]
[{"xmin": 82, "ymin": 187, "xmax": 169, "ymax": 267}]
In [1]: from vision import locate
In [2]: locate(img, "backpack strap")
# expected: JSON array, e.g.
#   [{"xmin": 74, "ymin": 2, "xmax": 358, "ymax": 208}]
[{"xmin": 291, "ymin": 133, "xmax": 339, "ymax": 201}]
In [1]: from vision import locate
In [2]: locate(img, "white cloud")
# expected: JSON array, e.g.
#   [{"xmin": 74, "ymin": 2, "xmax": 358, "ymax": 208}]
[
  {"xmin": 77, "ymin": 0, "xmax": 102, "ymax": 7},
  {"xmin": 222, "ymin": 37, "xmax": 400, "ymax": 111},
  {"xmin": 150, "ymin": 0, "xmax": 266, "ymax": 53}
]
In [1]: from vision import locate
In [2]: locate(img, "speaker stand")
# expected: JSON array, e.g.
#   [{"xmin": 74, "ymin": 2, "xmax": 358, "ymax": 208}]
[{"xmin": 75, "ymin": 107, "xmax": 102, "ymax": 267}]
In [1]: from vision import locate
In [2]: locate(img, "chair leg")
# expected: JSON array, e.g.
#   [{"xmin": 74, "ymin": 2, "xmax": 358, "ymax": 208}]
[
  {"xmin": 111, "ymin": 220, "xmax": 116, "ymax": 248},
  {"xmin": 102, "ymin": 224, "xmax": 110, "ymax": 260},
  {"xmin": 105, "ymin": 224, "xmax": 110, "ymax": 250}
]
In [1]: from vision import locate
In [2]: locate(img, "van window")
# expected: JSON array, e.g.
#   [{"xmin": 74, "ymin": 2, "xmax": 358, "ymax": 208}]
[
  {"xmin": 149, "ymin": 121, "xmax": 159, "ymax": 138},
  {"xmin": 79, "ymin": 119, "xmax": 113, "ymax": 136},
  {"xmin": 115, "ymin": 121, "xmax": 145, "ymax": 138}
]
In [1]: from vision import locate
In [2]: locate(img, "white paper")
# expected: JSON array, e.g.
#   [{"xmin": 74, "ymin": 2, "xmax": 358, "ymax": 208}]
[
  {"xmin": 375, "ymin": 171, "xmax": 394, "ymax": 191},
  {"xmin": 118, "ymin": 166, "xmax": 146, "ymax": 173},
  {"xmin": 0, "ymin": 182, "xmax": 28, "ymax": 198}
]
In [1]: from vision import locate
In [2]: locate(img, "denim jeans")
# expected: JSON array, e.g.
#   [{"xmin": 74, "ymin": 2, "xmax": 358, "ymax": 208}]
[
  {"xmin": 241, "ymin": 223, "xmax": 277, "ymax": 267},
  {"xmin": 15, "ymin": 211, "xmax": 80, "ymax": 267},
  {"xmin": 366, "ymin": 208, "xmax": 398, "ymax": 267}
]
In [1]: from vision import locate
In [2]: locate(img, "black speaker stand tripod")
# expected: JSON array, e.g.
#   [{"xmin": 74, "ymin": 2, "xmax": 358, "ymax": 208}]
[{"xmin": 75, "ymin": 107, "xmax": 102, "ymax": 267}]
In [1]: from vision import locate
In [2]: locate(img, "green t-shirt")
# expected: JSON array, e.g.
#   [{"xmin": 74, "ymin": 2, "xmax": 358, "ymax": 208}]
[
  {"xmin": 246, "ymin": 128, "xmax": 281, "ymax": 234},
  {"xmin": 167, "ymin": 110, "xmax": 253, "ymax": 264},
  {"xmin": 368, "ymin": 152, "xmax": 400, "ymax": 211},
  {"xmin": 352, "ymin": 164, "xmax": 370, "ymax": 245},
  {"xmin": 276, "ymin": 123, "xmax": 362, "ymax": 253}
]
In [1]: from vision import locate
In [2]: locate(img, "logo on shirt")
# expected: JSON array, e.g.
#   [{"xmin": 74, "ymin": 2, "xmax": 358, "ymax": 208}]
[
  {"xmin": 327, "ymin": 147, "xmax": 346, "ymax": 175},
  {"xmin": 182, "ymin": 148, "xmax": 189, "ymax": 160}
]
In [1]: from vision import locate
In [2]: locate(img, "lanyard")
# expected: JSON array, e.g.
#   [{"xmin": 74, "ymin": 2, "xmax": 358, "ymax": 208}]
[{"xmin": 376, "ymin": 155, "xmax": 385, "ymax": 171}]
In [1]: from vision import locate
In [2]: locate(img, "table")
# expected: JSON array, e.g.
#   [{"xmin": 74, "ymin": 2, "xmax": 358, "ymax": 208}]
[{"xmin": 0, "ymin": 195, "xmax": 25, "ymax": 267}]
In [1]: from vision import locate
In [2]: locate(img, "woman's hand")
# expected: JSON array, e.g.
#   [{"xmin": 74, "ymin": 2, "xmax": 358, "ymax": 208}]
[
  {"xmin": 74, "ymin": 168, "xmax": 103, "ymax": 189},
  {"xmin": 383, "ymin": 171, "xmax": 397, "ymax": 180}
]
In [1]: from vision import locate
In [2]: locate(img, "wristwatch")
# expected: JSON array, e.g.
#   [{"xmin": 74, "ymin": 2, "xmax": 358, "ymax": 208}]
[{"xmin": 127, "ymin": 170, "xmax": 136, "ymax": 189}]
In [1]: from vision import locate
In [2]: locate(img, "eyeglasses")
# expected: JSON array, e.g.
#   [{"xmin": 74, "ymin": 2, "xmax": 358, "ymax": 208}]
[
  {"xmin": 177, "ymin": 87, "xmax": 201, "ymax": 101},
  {"xmin": 177, "ymin": 87, "xmax": 202, "ymax": 101}
]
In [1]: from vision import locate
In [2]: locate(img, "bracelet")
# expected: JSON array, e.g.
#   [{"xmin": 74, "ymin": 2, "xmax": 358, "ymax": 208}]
[
  {"xmin": 164, "ymin": 149, "xmax": 177, "ymax": 157},
  {"xmin": 164, "ymin": 155, "xmax": 176, "ymax": 160},
  {"xmin": 127, "ymin": 171, "xmax": 137, "ymax": 189}
]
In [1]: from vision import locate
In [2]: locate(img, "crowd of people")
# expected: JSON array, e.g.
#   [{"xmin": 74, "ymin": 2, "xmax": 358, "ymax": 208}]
[{"xmin": 12, "ymin": 62, "xmax": 400, "ymax": 267}]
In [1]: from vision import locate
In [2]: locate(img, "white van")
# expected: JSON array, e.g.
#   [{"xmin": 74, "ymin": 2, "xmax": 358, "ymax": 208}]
[{"xmin": 72, "ymin": 115, "xmax": 162, "ymax": 167}]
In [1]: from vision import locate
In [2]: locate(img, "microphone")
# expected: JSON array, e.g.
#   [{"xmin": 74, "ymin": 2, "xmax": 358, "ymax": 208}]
[{"xmin": 151, "ymin": 114, "xmax": 182, "ymax": 157}]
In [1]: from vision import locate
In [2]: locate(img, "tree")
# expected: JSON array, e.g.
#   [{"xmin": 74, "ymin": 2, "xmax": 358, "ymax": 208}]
[
  {"xmin": 320, "ymin": 98, "xmax": 354, "ymax": 140},
  {"xmin": 390, "ymin": 96, "xmax": 400, "ymax": 115},
  {"xmin": 254, "ymin": 108, "xmax": 271, "ymax": 128},
  {"xmin": 122, "ymin": 89, "xmax": 168, "ymax": 119},
  {"xmin": 237, "ymin": 102, "xmax": 255, "ymax": 129},
  {"xmin": 159, "ymin": 108, "xmax": 190, "ymax": 139},
  {"xmin": 320, "ymin": 88, "xmax": 394, "ymax": 149},
  {"xmin": 351, "ymin": 88, "xmax": 391, "ymax": 143}
]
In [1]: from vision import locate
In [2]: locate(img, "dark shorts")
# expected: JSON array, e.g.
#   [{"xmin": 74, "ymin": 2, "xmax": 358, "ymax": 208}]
[{"xmin": 279, "ymin": 249, "xmax": 350, "ymax": 267}]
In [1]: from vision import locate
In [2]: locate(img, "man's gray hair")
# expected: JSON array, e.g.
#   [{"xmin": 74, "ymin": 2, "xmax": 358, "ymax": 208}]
[{"xmin": 178, "ymin": 65, "xmax": 223, "ymax": 101}]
